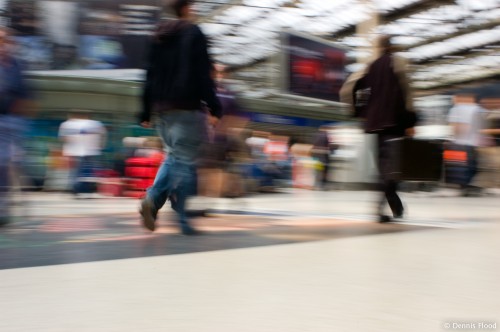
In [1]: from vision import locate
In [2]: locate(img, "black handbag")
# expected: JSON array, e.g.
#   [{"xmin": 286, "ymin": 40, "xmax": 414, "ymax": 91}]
[{"xmin": 388, "ymin": 137, "xmax": 444, "ymax": 182}]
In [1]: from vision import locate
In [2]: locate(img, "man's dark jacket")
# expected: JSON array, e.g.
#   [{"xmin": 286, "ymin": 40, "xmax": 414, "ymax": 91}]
[
  {"xmin": 140, "ymin": 19, "xmax": 221, "ymax": 123},
  {"xmin": 356, "ymin": 53, "xmax": 416, "ymax": 135}
]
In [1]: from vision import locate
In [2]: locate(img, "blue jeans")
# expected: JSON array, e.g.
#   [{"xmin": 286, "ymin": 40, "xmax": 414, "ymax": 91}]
[
  {"xmin": 72, "ymin": 156, "xmax": 100, "ymax": 194},
  {"xmin": 464, "ymin": 146, "xmax": 478, "ymax": 187},
  {"xmin": 146, "ymin": 110, "xmax": 206, "ymax": 225}
]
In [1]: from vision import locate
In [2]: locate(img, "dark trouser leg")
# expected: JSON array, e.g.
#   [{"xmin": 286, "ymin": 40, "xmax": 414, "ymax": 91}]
[
  {"xmin": 461, "ymin": 146, "xmax": 481, "ymax": 196},
  {"xmin": 377, "ymin": 134, "xmax": 403, "ymax": 217},
  {"xmin": 0, "ymin": 163, "xmax": 10, "ymax": 223},
  {"xmin": 71, "ymin": 157, "xmax": 82, "ymax": 194},
  {"xmin": 465, "ymin": 146, "xmax": 478, "ymax": 186},
  {"xmin": 384, "ymin": 178, "xmax": 403, "ymax": 217},
  {"xmin": 322, "ymin": 162, "xmax": 329, "ymax": 188}
]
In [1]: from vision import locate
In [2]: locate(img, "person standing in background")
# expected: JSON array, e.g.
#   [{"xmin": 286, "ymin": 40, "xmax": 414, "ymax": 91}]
[
  {"xmin": 58, "ymin": 110, "xmax": 106, "ymax": 196},
  {"xmin": 473, "ymin": 97, "xmax": 500, "ymax": 191},
  {"xmin": 0, "ymin": 27, "xmax": 31, "ymax": 225},
  {"xmin": 349, "ymin": 35, "xmax": 417, "ymax": 223},
  {"xmin": 480, "ymin": 98, "xmax": 500, "ymax": 189},
  {"xmin": 311, "ymin": 126, "xmax": 332, "ymax": 190},
  {"xmin": 447, "ymin": 94, "xmax": 486, "ymax": 196},
  {"xmin": 138, "ymin": 0, "xmax": 221, "ymax": 234},
  {"xmin": 200, "ymin": 63, "xmax": 250, "ymax": 199}
]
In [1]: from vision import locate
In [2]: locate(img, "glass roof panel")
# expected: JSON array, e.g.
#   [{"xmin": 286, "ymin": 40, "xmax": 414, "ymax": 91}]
[{"xmin": 195, "ymin": 0, "xmax": 499, "ymax": 88}]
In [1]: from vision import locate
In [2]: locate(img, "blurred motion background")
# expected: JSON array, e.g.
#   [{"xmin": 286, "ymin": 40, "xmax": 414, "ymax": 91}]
[
  {"xmin": 0, "ymin": 0, "xmax": 498, "ymax": 202},
  {"xmin": 0, "ymin": 1, "xmax": 499, "ymax": 331}
]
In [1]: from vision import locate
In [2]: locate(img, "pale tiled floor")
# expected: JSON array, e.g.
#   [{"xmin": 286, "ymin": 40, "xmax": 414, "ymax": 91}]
[
  {"xmin": 1, "ymin": 189, "xmax": 499, "ymax": 331},
  {"xmin": 14, "ymin": 188, "xmax": 500, "ymax": 223}
]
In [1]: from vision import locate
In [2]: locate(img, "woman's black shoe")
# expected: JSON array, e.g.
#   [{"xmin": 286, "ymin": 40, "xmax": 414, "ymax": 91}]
[{"xmin": 378, "ymin": 215, "xmax": 393, "ymax": 223}]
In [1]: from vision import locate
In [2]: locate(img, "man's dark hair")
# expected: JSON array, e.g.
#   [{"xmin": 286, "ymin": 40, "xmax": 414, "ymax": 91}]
[
  {"xmin": 168, "ymin": 0, "xmax": 193, "ymax": 18},
  {"xmin": 70, "ymin": 109, "xmax": 89, "ymax": 118}
]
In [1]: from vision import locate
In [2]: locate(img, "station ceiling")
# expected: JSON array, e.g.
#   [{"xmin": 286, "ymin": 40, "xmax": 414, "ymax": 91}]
[{"xmin": 192, "ymin": 0, "xmax": 500, "ymax": 91}]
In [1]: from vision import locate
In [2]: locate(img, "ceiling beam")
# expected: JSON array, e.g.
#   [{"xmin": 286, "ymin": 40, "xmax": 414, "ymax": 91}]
[
  {"xmin": 414, "ymin": 44, "xmax": 499, "ymax": 65},
  {"xmin": 381, "ymin": 0, "xmax": 455, "ymax": 23},
  {"xmin": 404, "ymin": 19, "xmax": 500, "ymax": 52},
  {"xmin": 331, "ymin": 0, "xmax": 455, "ymax": 40},
  {"xmin": 196, "ymin": 0, "xmax": 245, "ymax": 23},
  {"xmin": 415, "ymin": 73, "xmax": 500, "ymax": 95}
]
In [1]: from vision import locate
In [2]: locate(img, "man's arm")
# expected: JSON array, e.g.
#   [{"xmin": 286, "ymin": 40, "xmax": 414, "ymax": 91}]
[
  {"xmin": 450, "ymin": 122, "xmax": 469, "ymax": 138},
  {"xmin": 339, "ymin": 70, "xmax": 367, "ymax": 118},
  {"xmin": 447, "ymin": 106, "xmax": 469, "ymax": 138},
  {"xmin": 481, "ymin": 128, "xmax": 500, "ymax": 135}
]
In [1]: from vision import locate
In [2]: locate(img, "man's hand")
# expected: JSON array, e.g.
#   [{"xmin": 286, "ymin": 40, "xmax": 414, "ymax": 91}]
[
  {"xmin": 405, "ymin": 127, "xmax": 415, "ymax": 137},
  {"xmin": 141, "ymin": 121, "xmax": 152, "ymax": 128}
]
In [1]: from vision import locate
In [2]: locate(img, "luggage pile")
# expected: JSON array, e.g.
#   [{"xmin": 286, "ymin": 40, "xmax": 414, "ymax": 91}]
[{"xmin": 123, "ymin": 152, "xmax": 164, "ymax": 198}]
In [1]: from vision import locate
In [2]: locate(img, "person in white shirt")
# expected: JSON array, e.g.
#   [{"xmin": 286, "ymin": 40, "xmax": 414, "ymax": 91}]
[
  {"xmin": 58, "ymin": 110, "xmax": 106, "ymax": 195},
  {"xmin": 447, "ymin": 94, "xmax": 485, "ymax": 194}
]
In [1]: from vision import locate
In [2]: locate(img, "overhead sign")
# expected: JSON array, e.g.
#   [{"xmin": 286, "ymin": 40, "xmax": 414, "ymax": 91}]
[
  {"xmin": 281, "ymin": 31, "xmax": 349, "ymax": 102},
  {"xmin": 4, "ymin": 0, "xmax": 162, "ymax": 71}
]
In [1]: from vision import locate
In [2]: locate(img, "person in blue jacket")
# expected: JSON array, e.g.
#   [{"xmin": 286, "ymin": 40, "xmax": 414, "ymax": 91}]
[{"xmin": 0, "ymin": 27, "xmax": 31, "ymax": 225}]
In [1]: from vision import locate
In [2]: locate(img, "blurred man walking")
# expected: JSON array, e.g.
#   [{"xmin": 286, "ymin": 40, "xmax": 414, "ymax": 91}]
[
  {"xmin": 138, "ymin": 0, "xmax": 221, "ymax": 234},
  {"xmin": 349, "ymin": 36, "xmax": 417, "ymax": 222}
]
